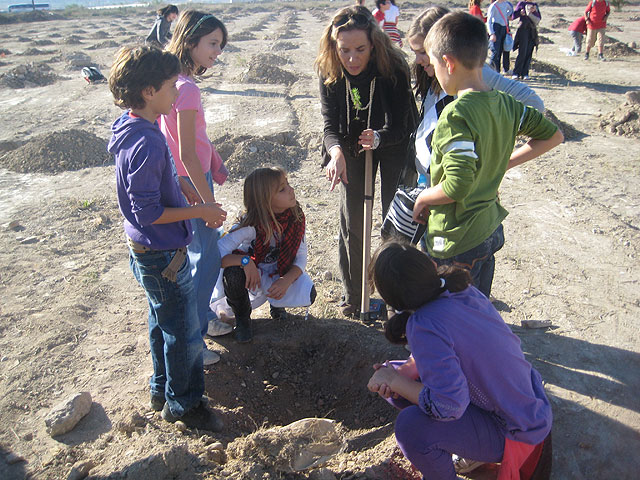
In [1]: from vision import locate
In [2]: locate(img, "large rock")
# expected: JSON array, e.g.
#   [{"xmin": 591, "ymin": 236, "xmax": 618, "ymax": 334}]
[{"xmin": 45, "ymin": 392, "xmax": 92, "ymax": 437}]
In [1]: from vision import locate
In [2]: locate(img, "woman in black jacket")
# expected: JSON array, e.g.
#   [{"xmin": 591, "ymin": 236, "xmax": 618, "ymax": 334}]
[{"xmin": 315, "ymin": 5, "xmax": 417, "ymax": 317}]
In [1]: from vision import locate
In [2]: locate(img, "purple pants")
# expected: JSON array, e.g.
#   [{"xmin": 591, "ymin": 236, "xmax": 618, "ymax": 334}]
[{"xmin": 385, "ymin": 362, "xmax": 506, "ymax": 479}]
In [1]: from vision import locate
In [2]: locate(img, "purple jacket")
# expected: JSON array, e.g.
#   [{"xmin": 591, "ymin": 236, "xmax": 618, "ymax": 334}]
[
  {"xmin": 108, "ymin": 112, "xmax": 192, "ymax": 250},
  {"xmin": 407, "ymin": 286, "xmax": 552, "ymax": 445}
]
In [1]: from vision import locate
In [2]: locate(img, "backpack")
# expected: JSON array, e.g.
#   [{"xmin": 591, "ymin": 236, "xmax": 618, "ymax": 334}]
[{"xmin": 81, "ymin": 66, "xmax": 106, "ymax": 84}]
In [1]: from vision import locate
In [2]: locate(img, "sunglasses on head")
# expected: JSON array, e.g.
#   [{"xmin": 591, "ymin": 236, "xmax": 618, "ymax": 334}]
[{"xmin": 333, "ymin": 12, "xmax": 370, "ymax": 28}]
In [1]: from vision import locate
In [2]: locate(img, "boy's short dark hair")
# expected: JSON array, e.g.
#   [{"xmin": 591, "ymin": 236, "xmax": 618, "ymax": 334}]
[
  {"xmin": 425, "ymin": 12, "xmax": 488, "ymax": 70},
  {"xmin": 109, "ymin": 46, "xmax": 181, "ymax": 110}
]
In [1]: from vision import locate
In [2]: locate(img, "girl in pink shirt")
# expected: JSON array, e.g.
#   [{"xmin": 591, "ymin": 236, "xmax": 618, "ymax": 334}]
[{"xmin": 161, "ymin": 10, "xmax": 231, "ymax": 365}]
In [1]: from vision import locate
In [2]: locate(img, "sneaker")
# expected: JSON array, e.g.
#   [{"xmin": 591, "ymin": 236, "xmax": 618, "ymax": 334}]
[
  {"xmin": 522, "ymin": 75, "xmax": 530, "ymax": 80},
  {"xmin": 584, "ymin": 52, "xmax": 589, "ymax": 60},
  {"xmin": 511, "ymin": 74, "xmax": 519, "ymax": 79},
  {"xmin": 150, "ymin": 394, "xmax": 165, "ymax": 411},
  {"xmin": 598, "ymin": 53, "xmax": 606, "ymax": 61},
  {"xmin": 207, "ymin": 318, "xmax": 233, "ymax": 337},
  {"xmin": 203, "ymin": 345, "xmax": 220, "ymax": 366},
  {"xmin": 161, "ymin": 401, "xmax": 223, "ymax": 432},
  {"xmin": 270, "ymin": 305, "xmax": 288, "ymax": 321},
  {"xmin": 452, "ymin": 455, "xmax": 485, "ymax": 474},
  {"xmin": 567, "ymin": 50, "xmax": 576, "ymax": 57}
]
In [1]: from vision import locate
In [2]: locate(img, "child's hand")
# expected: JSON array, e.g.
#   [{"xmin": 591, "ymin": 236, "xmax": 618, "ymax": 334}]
[
  {"xmin": 179, "ymin": 177, "xmax": 201, "ymax": 206},
  {"xmin": 368, "ymin": 365, "xmax": 398, "ymax": 399},
  {"xmin": 413, "ymin": 192, "xmax": 430, "ymax": 224},
  {"xmin": 200, "ymin": 202, "xmax": 226, "ymax": 229},
  {"xmin": 266, "ymin": 277, "xmax": 292, "ymax": 300},
  {"xmin": 244, "ymin": 260, "xmax": 261, "ymax": 291}
]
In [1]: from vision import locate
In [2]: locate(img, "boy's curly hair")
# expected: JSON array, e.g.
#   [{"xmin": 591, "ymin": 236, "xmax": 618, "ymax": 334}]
[{"xmin": 109, "ymin": 46, "xmax": 181, "ymax": 110}]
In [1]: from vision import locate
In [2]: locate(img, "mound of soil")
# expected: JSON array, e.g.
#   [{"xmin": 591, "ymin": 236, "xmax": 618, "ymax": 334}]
[
  {"xmin": 87, "ymin": 40, "xmax": 120, "ymax": 50},
  {"xmin": 598, "ymin": 93, "xmax": 640, "ymax": 138},
  {"xmin": 543, "ymin": 109, "xmax": 583, "ymax": 141},
  {"xmin": 19, "ymin": 47, "xmax": 54, "ymax": 56},
  {"xmin": 538, "ymin": 35, "xmax": 554, "ymax": 44},
  {"xmin": 0, "ymin": 61, "xmax": 59, "ymax": 88},
  {"xmin": 252, "ymin": 53, "xmax": 289, "ymax": 67},
  {"xmin": 92, "ymin": 30, "xmax": 110, "ymax": 39},
  {"xmin": 531, "ymin": 58, "xmax": 582, "ymax": 81},
  {"xmin": 231, "ymin": 31, "xmax": 257, "ymax": 42},
  {"xmin": 221, "ymin": 135, "xmax": 306, "ymax": 178},
  {"xmin": 238, "ymin": 57, "xmax": 297, "ymax": 86},
  {"xmin": 63, "ymin": 35, "xmax": 83, "ymax": 45},
  {"xmin": 0, "ymin": 129, "xmax": 112, "ymax": 173},
  {"xmin": 0, "ymin": 10, "xmax": 62, "ymax": 25},
  {"xmin": 604, "ymin": 38, "xmax": 639, "ymax": 58},
  {"xmin": 550, "ymin": 18, "xmax": 569, "ymax": 29},
  {"xmin": 0, "ymin": 48, "xmax": 11, "ymax": 55},
  {"xmin": 32, "ymin": 39, "xmax": 54, "ymax": 46},
  {"xmin": 64, "ymin": 51, "xmax": 93, "ymax": 68},
  {"xmin": 271, "ymin": 41, "xmax": 297, "ymax": 51}
]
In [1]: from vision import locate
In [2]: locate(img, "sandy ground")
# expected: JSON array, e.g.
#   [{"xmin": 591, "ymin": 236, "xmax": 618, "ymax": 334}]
[{"xmin": 0, "ymin": 2, "xmax": 639, "ymax": 479}]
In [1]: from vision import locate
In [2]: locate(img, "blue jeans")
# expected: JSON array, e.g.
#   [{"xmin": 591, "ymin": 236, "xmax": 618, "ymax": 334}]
[
  {"xmin": 490, "ymin": 23, "xmax": 507, "ymax": 72},
  {"xmin": 432, "ymin": 224, "xmax": 505, "ymax": 298},
  {"xmin": 181, "ymin": 171, "xmax": 222, "ymax": 337},
  {"xmin": 129, "ymin": 248, "xmax": 204, "ymax": 416}
]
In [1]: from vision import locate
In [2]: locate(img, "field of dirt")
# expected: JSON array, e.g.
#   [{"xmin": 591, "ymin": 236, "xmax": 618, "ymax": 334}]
[{"xmin": 0, "ymin": 1, "xmax": 639, "ymax": 479}]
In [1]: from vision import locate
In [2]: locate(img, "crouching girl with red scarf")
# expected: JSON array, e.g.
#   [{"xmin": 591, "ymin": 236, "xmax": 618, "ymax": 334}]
[{"xmin": 210, "ymin": 167, "xmax": 316, "ymax": 343}]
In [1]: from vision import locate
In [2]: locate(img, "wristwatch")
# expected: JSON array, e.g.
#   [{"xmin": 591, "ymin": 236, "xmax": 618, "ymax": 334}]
[{"xmin": 240, "ymin": 255, "xmax": 251, "ymax": 268}]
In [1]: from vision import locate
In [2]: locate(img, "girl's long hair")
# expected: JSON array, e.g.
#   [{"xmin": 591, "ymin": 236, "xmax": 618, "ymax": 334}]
[
  {"xmin": 407, "ymin": 6, "xmax": 449, "ymax": 98},
  {"xmin": 166, "ymin": 10, "xmax": 227, "ymax": 76},
  {"xmin": 236, "ymin": 167, "xmax": 303, "ymax": 241},
  {"xmin": 314, "ymin": 5, "xmax": 409, "ymax": 86},
  {"xmin": 369, "ymin": 242, "xmax": 471, "ymax": 344}
]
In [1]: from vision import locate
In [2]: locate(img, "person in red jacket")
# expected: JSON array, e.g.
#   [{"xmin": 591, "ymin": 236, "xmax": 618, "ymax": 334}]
[
  {"xmin": 568, "ymin": 16, "xmax": 587, "ymax": 55},
  {"xmin": 584, "ymin": 0, "xmax": 610, "ymax": 61}
]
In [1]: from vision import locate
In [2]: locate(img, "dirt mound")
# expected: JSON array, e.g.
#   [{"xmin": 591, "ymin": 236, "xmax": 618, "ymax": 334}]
[
  {"xmin": 0, "ymin": 10, "xmax": 62, "ymax": 24},
  {"xmin": 604, "ymin": 37, "xmax": 639, "ymax": 58},
  {"xmin": 550, "ymin": 17, "xmax": 569, "ymax": 29},
  {"xmin": 0, "ymin": 61, "xmax": 59, "ymax": 88},
  {"xmin": 531, "ymin": 58, "xmax": 582, "ymax": 81},
  {"xmin": 64, "ymin": 51, "xmax": 93, "ymax": 68},
  {"xmin": 544, "ymin": 109, "xmax": 583, "ymax": 141},
  {"xmin": 92, "ymin": 30, "xmax": 110, "ymax": 39},
  {"xmin": 230, "ymin": 31, "xmax": 256, "ymax": 42},
  {"xmin": 87, "ymin": 40, "xmax": 120, "ymax": 50},
  {"xmin": 32, "ymin": 39, "xmax": 54, "ymax": 46},
  {"xmin": 252, "ymin": 53, "xmax": 289, "ymax": 67},
  {"xmin": 271, "ymin": 41, "xmax": 297, "ymax": 51},
  {"xmin": 19, "ymin": 47, "xmax": 55, "ymax": 56},
  {"xmin": 63, "ymin": 35, "xmax": 83, "ymax": 45},
  {"xmin": 538, "ymin": 35, "xmax": 554, "ymax": 44},
  {"xmin": 0, "ymin": 129, "xmax": 112, "ymax": 173},
  {"xmin": 598, "ymin": 93, "xmax": 640, "ymax": 137},
  {"xmin": 538, "ymin": 26, "xmax": 554, "ymax": 34},
  {"xmin": 238, "ymin": 61, "xmax": 297, "ymax": 86}
]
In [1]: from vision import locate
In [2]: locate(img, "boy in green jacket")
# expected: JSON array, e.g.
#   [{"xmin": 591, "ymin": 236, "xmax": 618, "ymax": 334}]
[{"xmin": 413, "ymin": 11, "xmax": 564, "ymax": 297}]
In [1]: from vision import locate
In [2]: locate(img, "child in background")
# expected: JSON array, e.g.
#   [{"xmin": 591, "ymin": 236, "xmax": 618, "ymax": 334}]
[
  {"xmin": 413, "ymin": 12, "xmax": 564, "ymax": 298},
  {"xmin": 584, "ymin": 0, "xmax": 610, "ymax": 61},
  {"xmin": 468, "ymin": 0, "xmax": 486, "ymax": 22},
  {"xmin": 367, "ymin": 242, "xmax": 553, "ymax": 478},
  {"xmin": 210, "ymin": 167, "xmax": 316, "ymax": 343},
  {"xmin": 161, "ymin": 11, "xmax": 231, "ymax": 365},
  {"xmin": 145, "ymin": 4, "xmax": 179, "ymax": 49},
  {"xmin": 568, "ymin": 16, "xmax": 587, "ymax": 55},
  {"xmin": 108, "ymin": 46, "xmax": 225, "ymax": 430},
  {"xmin": 487, "ymin": 0, "xmax": 514, "ymax": 74}
]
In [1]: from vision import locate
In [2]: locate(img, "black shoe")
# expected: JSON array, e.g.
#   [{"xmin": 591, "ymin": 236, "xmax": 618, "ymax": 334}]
[
  {"xmin": 270, "ymin": 305, "xmax": 288, "ymax": 321},
  {"xmin": 161, "ymin": 401, "xmax": 223, "ymax": 432},
  {"xmin": 150, "ymin": 394, "xmax": 165, "ymax": 411},
  {"xmin": 234, "ymin": 315, "xmax": 253, "ymax": 343}
]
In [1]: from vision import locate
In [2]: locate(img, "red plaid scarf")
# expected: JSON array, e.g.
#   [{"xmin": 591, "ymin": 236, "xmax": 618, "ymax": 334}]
[{"xmin": 253, "ymin": 208, "xmax": 305, "ymax": 277}]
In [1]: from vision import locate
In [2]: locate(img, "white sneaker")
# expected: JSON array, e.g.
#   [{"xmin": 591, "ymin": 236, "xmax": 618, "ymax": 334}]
[
  {"xmin": 511, "ymin": 74, "xmax": 519, "ymax": 79},
  {"xmin": 522, "ymin": 75, "xmax": 530, "ymax": 80},
  {"xmin": 203, "ymin": 346, "xmax": 220, "ymax": 366},
  {"xmin": 452, "ymin": 455, "xmax": 485, "ymax": 474},
  {"xmin": 207, "ymin": 318, "xmax": 233, "ymax": 337}
]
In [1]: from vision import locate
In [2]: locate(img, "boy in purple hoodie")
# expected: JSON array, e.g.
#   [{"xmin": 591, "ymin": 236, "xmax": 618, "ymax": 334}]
[{"xmin": 108, "ymin": 46, "xmax": 226, "ymax": 431}]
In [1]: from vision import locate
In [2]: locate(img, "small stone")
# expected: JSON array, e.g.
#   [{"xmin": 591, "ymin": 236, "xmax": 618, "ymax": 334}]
[
  {"xmin": 22, "ymin": 432, "xmax": 33, "ymax": 441},
  {"xmin": 67, "ymin": 460, "xmax": 95, "ymax": 480},
  {"xmin": 240, "ymin": 381, "xmax": 247, "ymax": 388},
  {"xmin": 19, "ymin": 236, "xmax": 39, "ymax": 244},
  {"xmin": 323, "ymin": 270, "xmax": 333, "ymax": 281},
  {"xmin": 208, "ymin": 441, "xmax": 224, "ymax": 451},
  {"xmin": 205, "ymin": 445, "xmax": 225, "ymax": 464},
  {"xmin": 309, "ymin": 468, "xmax": 337, "ymax": 480},
  {"xmin": 521, "ymin": 319, "xmax": 552, "ymax": 329},
  {"xmin": 45, "ymin": 391, "xmax": 92, "ymax": 437},
  {"xmin": 175, "ymin": 421, "xmax": 187, "ymax": 432},
  {"xmin": 272, "ymin": 371, "xmax": 279, "ymax": 379},
  {"xmin": 7, "ymin": 220, "xmax": 23, "ymax": 231},
  {"xmin": 249, "ymin": 146, "xmax": 257, "ymax": 153},
  {"xmin": 522, "ymin": 289, "xmax": 530, "ymax": 295},
  {"xmin": 6, "ymin": 452, "xmax": 25, "ymax": 465}
]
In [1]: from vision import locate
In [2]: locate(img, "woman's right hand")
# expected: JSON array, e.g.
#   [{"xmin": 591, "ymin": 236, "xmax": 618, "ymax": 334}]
[
  {"xmin": 200, "ymin": 202, "xmax": 226, "ymax": 229},
  {"xmin": 326, "ymin": 147, "xmax": 348, "ymax": 192},
  {"xmin": 490, "ymin": 33, "xmax": 497, "ymax": 43},
  {"xmin": 244, "ymin": 260, "xmax": 261, "ymax": 291}
]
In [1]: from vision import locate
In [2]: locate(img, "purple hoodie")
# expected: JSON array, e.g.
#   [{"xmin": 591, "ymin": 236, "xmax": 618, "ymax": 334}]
[{"xmin": 108, "ymin": 112, "xmax": 192, "ymax": 250}]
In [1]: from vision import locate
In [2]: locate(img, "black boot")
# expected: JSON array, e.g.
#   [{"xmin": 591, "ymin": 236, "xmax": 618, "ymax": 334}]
[
  {"xmin": 270, "ymin": 305, "xmax": 288, "ymax": 321},
  {"xmin": 223, "ymin": 266, "xmax": 253, "ymax": 343},
  {"xmin": 234, "ymin": 315, "xmax": 252, "ymax": 343}
]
